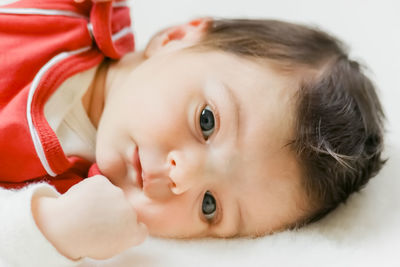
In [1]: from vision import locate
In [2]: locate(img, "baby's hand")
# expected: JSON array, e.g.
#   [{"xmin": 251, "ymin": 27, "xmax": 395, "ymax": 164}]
[{"xmin": 32, "ymin": 175, "xmax": 148, "ymax": 260}]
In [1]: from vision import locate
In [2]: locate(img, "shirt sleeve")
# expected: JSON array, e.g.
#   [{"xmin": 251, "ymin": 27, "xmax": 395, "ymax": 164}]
[{"xmin": 0, "ymin": 184, "xmax": 83, "ymax": 267}]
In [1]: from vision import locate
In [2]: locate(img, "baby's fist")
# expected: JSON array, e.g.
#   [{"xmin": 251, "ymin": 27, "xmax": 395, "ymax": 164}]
[{"xmin": 35, "ymin": 175, "xmax": 147, "ymax": 260}]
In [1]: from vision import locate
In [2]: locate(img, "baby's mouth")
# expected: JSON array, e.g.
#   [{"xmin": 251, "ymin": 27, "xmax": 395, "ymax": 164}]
[{"xmin": 132, "ymin": 147, "xmax": 143, "ymax": 189}]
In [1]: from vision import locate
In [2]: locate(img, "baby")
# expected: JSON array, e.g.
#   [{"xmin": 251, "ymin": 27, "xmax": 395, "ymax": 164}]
[{"xmin": 0, "ymin": 0, "xmax": 385, "ymax": 265}]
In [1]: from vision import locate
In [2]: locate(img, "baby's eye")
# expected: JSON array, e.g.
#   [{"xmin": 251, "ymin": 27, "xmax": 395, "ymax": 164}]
[
  {"xmin": 202, "ymin": 191, "xmax": 217, "ymax": 221},
  {"xmin": 199, "ymin": 105, "xmax": 215, "ymax": 140}
]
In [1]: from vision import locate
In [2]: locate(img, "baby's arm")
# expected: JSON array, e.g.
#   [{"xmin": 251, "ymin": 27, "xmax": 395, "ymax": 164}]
[{"xmin": 32, "ymin": 175, "xmax": 148, "ymax": 260}]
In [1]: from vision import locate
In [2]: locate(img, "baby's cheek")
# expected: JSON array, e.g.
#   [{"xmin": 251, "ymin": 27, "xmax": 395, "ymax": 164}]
[{"xmin": 131, "ymin": 198, "xmax": 191, "ymax": 237}]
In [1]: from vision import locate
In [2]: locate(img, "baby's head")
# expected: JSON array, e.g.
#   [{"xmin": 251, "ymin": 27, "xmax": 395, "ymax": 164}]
[{"xmin": 95, "ymin": 18, "xmax": 385, "ymax": 238}]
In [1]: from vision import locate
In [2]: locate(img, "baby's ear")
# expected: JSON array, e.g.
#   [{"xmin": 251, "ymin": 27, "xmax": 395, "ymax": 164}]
[{"xmin": 144, "ymin": 18, "xmax": 210, "ymax": 58}]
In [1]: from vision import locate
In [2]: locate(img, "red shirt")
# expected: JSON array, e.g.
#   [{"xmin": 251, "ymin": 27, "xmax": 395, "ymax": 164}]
[{"xmin": 0, "ymin": 0, "xmax": 133, "ymax": 193}]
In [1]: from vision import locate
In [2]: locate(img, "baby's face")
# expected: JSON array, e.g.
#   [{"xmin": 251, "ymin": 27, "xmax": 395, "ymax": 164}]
[{"xmin": 96, "ymin": 49, "xmax": 307, "ymax": 238}]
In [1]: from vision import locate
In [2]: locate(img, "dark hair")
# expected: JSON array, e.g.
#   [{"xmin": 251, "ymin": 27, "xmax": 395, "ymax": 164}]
[{"xmin": 195, "ymin": 19, "xmax": 386, "ymax": 224}]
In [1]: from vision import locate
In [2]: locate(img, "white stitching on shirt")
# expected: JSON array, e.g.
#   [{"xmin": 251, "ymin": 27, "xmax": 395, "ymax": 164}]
[
  {"xmin": 112, "ymin": 26, "xmax": 133, "ymax": 42},
  {"xmin": 0, "ymin": 8, "xmax": 88, "ymax": 19},
  {"xmin": 112, "ymin": 1, "xmax": 129, "ymax": 8}
]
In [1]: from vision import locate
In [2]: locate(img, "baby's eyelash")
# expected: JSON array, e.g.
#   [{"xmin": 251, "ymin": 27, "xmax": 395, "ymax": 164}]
[
  {"xmin": 205, "ymin": 103, "xmax": 220, "ymax": 136},
  {"xmin": 211, "ymin": 104, "xmax": 220, "ymax": 129}
]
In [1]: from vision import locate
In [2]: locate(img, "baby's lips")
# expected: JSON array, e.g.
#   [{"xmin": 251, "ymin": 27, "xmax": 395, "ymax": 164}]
[{"xmin": 132, "ymin": 147, "xmax": 143, "ymax": 188}]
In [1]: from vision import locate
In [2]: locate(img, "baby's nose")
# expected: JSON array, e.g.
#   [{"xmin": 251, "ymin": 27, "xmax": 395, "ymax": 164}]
[{"xmin": 167, "ymin": 150, "xmax": 205, "ymax": 195}]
